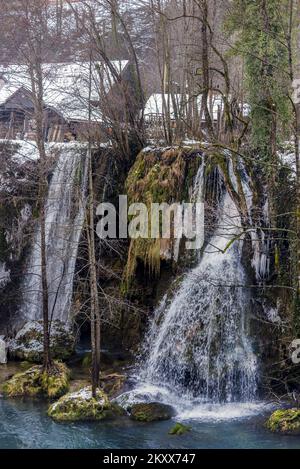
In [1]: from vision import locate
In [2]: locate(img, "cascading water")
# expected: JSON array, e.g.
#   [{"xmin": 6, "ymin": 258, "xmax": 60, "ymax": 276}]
[
  {"xmin": 141, "ymin": 191, "xmax": 257, "ymax": 403},
  {"xmin": 21, "ymin": 144, "xmax": 88, "ymax": 323},
  {"xmin": 119, "ymin": 159, "xmax": 259, "ymax": 414}
]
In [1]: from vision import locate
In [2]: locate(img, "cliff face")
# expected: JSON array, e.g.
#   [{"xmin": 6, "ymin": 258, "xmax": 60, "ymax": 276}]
[
  {"xmin": 0, "ymin": 141, "xmax": 296, "ymax": 396},
  {"xmin": 0, "ymin": 141, "xmax": 40, "ymax": 332}
]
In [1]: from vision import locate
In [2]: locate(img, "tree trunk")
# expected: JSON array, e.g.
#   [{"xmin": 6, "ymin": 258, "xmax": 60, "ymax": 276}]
[
  {"xmin": 86, "ymin": 147, "xmax": 101, "ymax": 398},
  {"xmin": 201, "ymin": 0, "xmax": 215, "ymax": 140}
]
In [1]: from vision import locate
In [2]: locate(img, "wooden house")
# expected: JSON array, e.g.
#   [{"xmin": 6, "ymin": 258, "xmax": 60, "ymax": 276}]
[{"xmin": 0, "ymin": 60, "xmax": 137, "ymax": 142}]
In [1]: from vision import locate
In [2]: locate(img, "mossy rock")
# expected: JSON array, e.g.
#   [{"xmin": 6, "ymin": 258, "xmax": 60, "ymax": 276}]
[
  {"xmin": 129, "ymin": 402, "xmax": 175, "ymax": 422},
  {"xmin": 266, "ymin": 408, "xmax": 300, "ymax": 435},
  {"xmin": 169, "ymin": 422, "xmax": 191, "ymax": 436},
  {"xmin": 9, "ymin": 320, "xmax": 75, "ymax": 363},
  {"xmin": 2, "ymin": 361, "xmax": 70, "ymax": 399},
  {"xmin": 100, "ymin": 373, "xmax": 127, "ymax": 398},
  {"xmin": 48, "ymin": 386, "xmax": 125, "ymax": 422}
]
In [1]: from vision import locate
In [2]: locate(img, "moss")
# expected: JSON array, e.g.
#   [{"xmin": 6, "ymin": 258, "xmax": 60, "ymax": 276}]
[
  {"xmin": 124, "ymin": 148, "xmax": 202, "ymax": 286},
  {"xmin": 9, "ymin": 320, "xmax": 75, "ymax": 363},
  {"xmin": 2, "ymin": 361, "xmax": 70, "ymax": 399},
  {"xmin": 129, "ymin": 402, "xmax": 175, "ymax": 422},
  {"xmin": 48, "ymin": 386, "xmax": 125, "ymax": 422},
  {"xmin": 82, "ymin": 352, "xmax": 92, "ymax": 368},
  {"xmin": 40, "ymin": 362, "xmax": 70, "ymax": 399},
  {"xmin": 100, "ymin": 373, "xmax": 126, "ymax": 398},
  {"xmin": 168, "ymin": 422, "xmax": 191, "ymax": 436},
  {"xmin": 266, "ymin": 408, "xmax": 300, "ymax": 435},
  {"xmin": 2, "ymin": 365, "xmax": 43, "ymax": 398}
]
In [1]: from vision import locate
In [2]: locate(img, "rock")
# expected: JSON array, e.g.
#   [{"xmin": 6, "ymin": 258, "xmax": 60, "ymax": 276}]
[
  {"xmin": 168, "ymin": 422, "xmax": 191, "ymax": 436},
  {"xmin": 48, "ymin": 386, "xmax": 125, "ymax": 422},
  {"xmin": 0, "ymin": 336, "xmax": 7, "ymax": 364},
  {"xmin": 100, "ymin": 373, "xmax": 127, "ymax": 398},
  {"xmin": 2, "ymin": 361, "xmax": 70, "ymax": 398},
  {"xmin": 9, "ymin": 320, "xmax": 75, "ymax": 362},
  {"xmin": 129, "ymin": 402, "xmax": 175, "ymax": 422},
  {"xmin": 266, "ymin": 408, "xmax": 300, "ymax": 435}
]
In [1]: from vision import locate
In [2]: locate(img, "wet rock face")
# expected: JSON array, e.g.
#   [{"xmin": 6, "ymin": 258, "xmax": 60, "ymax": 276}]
[
  {"xmin": 129, "ymin": 402, "xmax": 175, "ymax": 422},
  {"xmin": 0, "ymin": 141, "xmax": 40, "ymax": 332},
  {"xmin": 266, "ymin": 408, "xmax": 300, "ymax": 435},
  {"xmin": 48, "ymin": 386, "xmax": 125, "ymax": 422},
  {"xmin": 9, "ymin": 320, "xmax": 75, "ymax": 363}
]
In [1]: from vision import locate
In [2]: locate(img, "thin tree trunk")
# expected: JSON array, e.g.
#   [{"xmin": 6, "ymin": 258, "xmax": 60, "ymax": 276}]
[
  {"xmin": 30, "ymin": 62, "xmax": 52, "ymax": 371},
  {"xmin": 86, "ymin": 148, "xmax": 101, "ymax": 397},
  {"xmin": 201, "ymin": 0, "xmax": 215, "ymax": 140}
]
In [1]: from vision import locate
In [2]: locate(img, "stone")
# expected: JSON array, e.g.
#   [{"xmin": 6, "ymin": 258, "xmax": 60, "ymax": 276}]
[
  {"xmin": 100, "ymin": 373, "xmax": 127, "ymax": 398},
  {"xmin": 48, "ymin": 386, "xmax": 125, "ymax": 422},
  {"xmin": 129, "ymin": 402, "xmax": 175, "ymax": 422},
  {"xmin": 266, "ymin": 408, "xmax": 300, "ymax": 435},
  {"xmin": 2, "ymin": 361, "xmax": 70, "ymax": 398},
  {"xmin": 9, "ymin": 320, "xmax": 75, "ymax": 363},
  {"xmin": 0, "ymin": 336, "xmax": 7, "ymax": 364},
  {"xmin": 168, "ymin": 422, "xmax": 191, "ymax": 435}
]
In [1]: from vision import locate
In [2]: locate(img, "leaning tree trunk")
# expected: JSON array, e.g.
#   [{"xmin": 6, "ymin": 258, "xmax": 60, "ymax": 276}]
[{"xmin": 33, "ymin": 68, "xmax": 52, "ymax": 371}]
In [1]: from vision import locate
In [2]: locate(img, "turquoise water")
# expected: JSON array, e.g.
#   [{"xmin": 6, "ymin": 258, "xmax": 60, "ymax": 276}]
[{"xmin": 1, "ymin": 398, "xmax": 300, "ymax": 449}]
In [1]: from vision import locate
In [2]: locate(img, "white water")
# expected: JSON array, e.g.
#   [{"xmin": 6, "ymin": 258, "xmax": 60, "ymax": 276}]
[
  {"xmin": 141, "ymin": 191, "xmax": 257, "ymax": 402},
  {"xmin": 120, "ymin": 161, "xmax": 260, "ymax": 415},
  {"xmin": 21, "ymin": 145, "xmax": 88, "ymax": 323},
  {"xmin": 116, "ymin": 382, "xmax": 271, "ymax": 422}
]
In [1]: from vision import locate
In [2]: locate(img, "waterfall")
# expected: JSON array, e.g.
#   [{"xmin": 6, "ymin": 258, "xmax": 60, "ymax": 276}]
[
  {"xmin": 137, "ymin": 162, "xmax": 258, "ymax": 404},
  {"xmin": 21, "ymin": 144, "xmax": 88, "ymax": 323}
]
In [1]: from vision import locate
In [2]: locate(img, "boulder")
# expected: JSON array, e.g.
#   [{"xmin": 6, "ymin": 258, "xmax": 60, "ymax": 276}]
[
  {"xmin": 266, "ymin": 408, "xmax": 300, "ymax": 435},
  {"xmin": 101, "ymin": 373, "xmax": 127, "ymax": 398},
  {"xmin": 129, "ymin": 402, "xmax": 175, "ymax": 422},
  {"xmin": 9, "ymin": 320, "xmax": 75, "ymax": 362},
  {"xmin": 0, "ymin": 336, "xmax": 7, "ymax": 364},
  {"xmin": 48, "ymin": 386, "xmax": 125, "ymax": 422},
  {"xmin": 2, "ymin": 361, "xmax": 70, "ymax": 398},
  {"xmin": 168, "ymin": 422, "xmax": 191, "ymax": 435}
]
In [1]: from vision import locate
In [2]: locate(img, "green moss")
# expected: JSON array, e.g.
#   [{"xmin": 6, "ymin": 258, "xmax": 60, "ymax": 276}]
[
  {"xmin": 2, "ymin": 362, "xmax": 70, "ymax": 399},
  {"xmin": 40, "ymin": 362, "xmax": 70, "ymax": 399},
  {"xmin": 266, "ymin": 408, "xmax": 300, "ymax": 435},
  {"xmin": 82, "ymin": 352, "xmax": 92, "ymax": 368},
  {"xmin": 168, "ymin": 422, "xmax": 191, "ymax": 436},
  {"xmin": 2, "ymin": 365, "xmax": 43, "ymax": 398},
  {"xmin": 9, "ymin": 320, "xmax": 75, "ymax": 363},
  {"xmin": 48, "ymin": 386, "xmax": 125, "ymax": 422},
  {"xmin": 124, "ymin": 148, "xmax": 202, "ymax": 285}
]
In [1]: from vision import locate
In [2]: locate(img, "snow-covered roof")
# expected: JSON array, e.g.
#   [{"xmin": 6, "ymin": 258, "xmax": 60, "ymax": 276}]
[
  {"xmin": 0, "ymin": 82, "xmax": 21, "ymax": 106},
  {"xmin": 144, "ymin": 93, "xmax": 250, "ymax": 122},
  {"xmin": 0, "ymin": 60, "xmax": 129, "ymax": 122},
  {"xmin": 144, "ymin": 93, "xmax": 224, "ymax": 122}
]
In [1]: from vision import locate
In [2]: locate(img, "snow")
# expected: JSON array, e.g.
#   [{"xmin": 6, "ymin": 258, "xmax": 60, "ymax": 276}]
[
  {"xmin": 0, "ymin": 60, "xmax": 129, "ymax": 123},
  {"xmin": 144, "ymin": 93, "xmax": 250, "ymax": 123},
  {"xmin": 277, "ymin": 141, "xmax": 297, "ymax": 175},
  {"xmin": 0, "ymin": 139, "xmax": 40, "ymax": 162},
  {"xmin": 144, "ymin": 93, "xmax": 224, "ymax": 122},
  {"xmin": 50, "ymin": 386, "xmax": 106, "ymax": 412},
  {"xmin": 0, "ymin": 82, "xmax": 20, "ymax": 105}
]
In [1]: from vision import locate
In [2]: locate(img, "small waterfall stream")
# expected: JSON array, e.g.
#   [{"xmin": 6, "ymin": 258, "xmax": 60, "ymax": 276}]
[
  {"xmin": 141, "ymin": 190, "xmax": 257, "ymax": 403},
  {"xmin": 21, "ymin": 144, "xmax": 88, "ymax": 323},
  {"xmin": 118, "ymin": 158, "xmax": 261, "ymax": 416}
]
